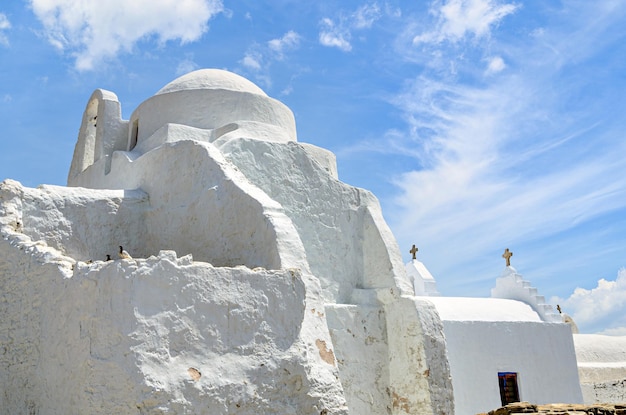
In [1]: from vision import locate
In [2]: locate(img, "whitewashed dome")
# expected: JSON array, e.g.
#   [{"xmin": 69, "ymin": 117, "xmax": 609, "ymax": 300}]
[{"xmin": 155, "ymin": 69, "xmax": 267, "ymax": 96}]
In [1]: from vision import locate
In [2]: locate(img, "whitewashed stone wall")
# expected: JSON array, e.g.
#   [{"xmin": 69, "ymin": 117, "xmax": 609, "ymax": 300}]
[
  {"xmin": 0, "ymin": 69, "xmax": 419, "ymax": 414},
  {"xmin": 0, "ymin": 225, "xmax": 348, "ymax": 414},
  {"xmin": 575, "ymin": 334, "xmax": 626, "ymax": 404}
]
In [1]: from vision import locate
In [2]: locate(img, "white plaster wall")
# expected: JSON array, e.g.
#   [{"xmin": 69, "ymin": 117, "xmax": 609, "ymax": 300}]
[
  {"xmin": 0, "ymin": 179, "xmax": 147, "ymax": 262},
  {"xmin": 68, "ymin": 89, "xmax": 128, "ymax": 182},
  {"xmin": 491, "ymin": 267, "xmax": 561, "ymax": 323},
  {"xmin": 217, "ymin": 137, "xmax": 412, "ymax": 303},
  {"xmin": 68, "ymin": 139, "xmax": 308, "ymax": 271},
  {"xmin": 580, "ymin": 380, "xmax": 626, "ymax": 404},
  {"xmin": 440, "ymin": 319, "xmax": 583, "ymax": 414},
  {"xmin": 574, "ymin": 334, "xmax": 626, "ymax": 404},
  {"xmin": 66, "ymin": 76, "xmax": 410, "ymax": 303},
  {"xmin": 129, "ymin": 88, "xmax": 296, "ymax": 148},
  {"xmin": 384, "ymin": 297, "xmax": 454, "ymax": 415},
  {"xmin": 326, "ymin": 305, "xmax": 390, "ymax": 414},
  {"xmin": 0, "ymin": 236, "xmax": 348, "ymax": 414},
  {"xmin": 13, "ymin": 69, "xmax": 435, "ymax": 414},
  {"xmin": 406, "ymin": 260, "xmax": 440, "ymax": 296}
]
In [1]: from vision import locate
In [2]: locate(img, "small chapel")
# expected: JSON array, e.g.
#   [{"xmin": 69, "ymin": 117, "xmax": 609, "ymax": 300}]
[{"xmin": 1, "ymin": 69, "xmax": 624, "ymax": 414}]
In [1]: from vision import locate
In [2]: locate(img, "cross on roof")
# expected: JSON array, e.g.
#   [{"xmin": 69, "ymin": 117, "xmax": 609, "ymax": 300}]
[
  {"xmin": 502, "ymin": 248, "xmax": 513, "ymax": 267},
  {"xmin": 410, "ymin": 244, "xmax": 418, "ymax": 260}
]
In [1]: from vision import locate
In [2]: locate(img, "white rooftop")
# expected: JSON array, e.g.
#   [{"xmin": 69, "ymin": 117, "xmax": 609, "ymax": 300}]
[
  {"xmin": 423, "ymin": 297, "xmax": 543, "ymax": 322},
  {"xmin": 156, "ymin": 69, "xmax": 268, "ymax": 96}
]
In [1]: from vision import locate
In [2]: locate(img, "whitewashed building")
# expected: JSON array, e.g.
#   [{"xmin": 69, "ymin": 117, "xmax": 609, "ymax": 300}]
[{"xmin": 0, "ymin": 69, "xmax": 608, "ymax": 414}]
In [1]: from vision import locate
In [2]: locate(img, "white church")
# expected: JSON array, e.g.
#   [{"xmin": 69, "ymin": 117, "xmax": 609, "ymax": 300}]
[{"xmin": 1, "ymin": 69, "xmax": 624, "ymax": 414}]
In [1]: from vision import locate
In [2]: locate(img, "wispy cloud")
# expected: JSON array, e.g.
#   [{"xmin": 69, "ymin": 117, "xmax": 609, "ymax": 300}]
[
  {"xmin": 241, "ymin": 31, "xmax": 301, "ymax": 71},
  {"xmin": 28, "ymin": 0, "xmax": 224, "ymax": 70},
  {"xmin": 485, "ymin": 55, "xmax": 505, "ymax": 74},
  {"xmin": 319, "ymin": 18, "xmax": 351, "ymax": 51},
  {"xmin": 240, "ymin": 30, "xmax": 301, "ymax": 88},
  {"xmin": 368, "ymin": 0, "xmax": 626, "ymax": 298},
  {"xmin": 318, "ymin": 2, "xmax": 383, "ymax": 52},
  {"xmin": 413, "ymin": 0, "xmax": 519, "ymax": 45},
  {"xmin": 241, "ymin": 50, "xmax": 263, "ymax": 71},
  {"xmin": 268, "ymin": 30, "xmax": 301, "ymax": 60},
  {"xmin": 353, "ymin": 3, "xmax": 382, "ymax": 29},
  {"xmin": 0, "ymin": 13, "xmax": 10, "ymax": 46},
  {"xmin": 175, "ymin": 57, "xmax": 200, "ymax": 76}
]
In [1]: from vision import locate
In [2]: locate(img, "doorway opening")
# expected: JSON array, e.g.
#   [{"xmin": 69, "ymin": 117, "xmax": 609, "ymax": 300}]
[{"xmin": 498, "ymin": 372, "xmax": 520, "ymax": 406}]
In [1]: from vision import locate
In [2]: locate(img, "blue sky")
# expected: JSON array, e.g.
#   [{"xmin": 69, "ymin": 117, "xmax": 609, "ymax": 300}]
[{"xmin": 1, "ymin": 0, "xmax": 626, "ymax": 334}]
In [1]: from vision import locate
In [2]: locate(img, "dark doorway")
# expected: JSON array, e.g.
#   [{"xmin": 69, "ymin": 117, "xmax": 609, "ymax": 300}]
[
  {"xmin": 498, "ymin": 372, "xmax": 520, "ymax": 406},
  {"xmin": 130, "ymin": 119, "xmax": 139, "ymax": 151}
]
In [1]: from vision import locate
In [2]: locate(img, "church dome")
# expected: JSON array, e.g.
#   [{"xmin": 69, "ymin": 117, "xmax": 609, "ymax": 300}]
[{"xmin": 155, "ymin": 69, "xmax": 267, "ymax": 96}]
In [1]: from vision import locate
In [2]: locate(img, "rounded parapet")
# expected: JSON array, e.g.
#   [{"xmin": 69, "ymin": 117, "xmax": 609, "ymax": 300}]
[{"xmin": 68, "ymin": 89, "xmax": 128, "ymax": 185}]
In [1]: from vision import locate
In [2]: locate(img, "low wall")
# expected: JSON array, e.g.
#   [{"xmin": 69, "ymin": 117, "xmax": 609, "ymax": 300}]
[{"xmin": 480, "ymin": 401, "xmax": 626, "ymax": 415}]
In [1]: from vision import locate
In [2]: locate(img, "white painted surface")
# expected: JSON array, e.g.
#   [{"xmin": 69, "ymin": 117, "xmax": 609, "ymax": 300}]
[
  {"xmin": 492, "ymin": 266, "xmax": 561, "ymax": 322},
  {"xmin": 128, "ymin": 70, "xmax": 297, "ymax": 150},
  {"xmin": 421, "ymin": 296, "xmax": 583, "ymax": 413},
  {"xmin": 0, "ymin": 238, "xmax": 348, "ymax": 413},
  {"xmin": 67, "ymin": 68, "xmax": 412, "ymax": 304},
  {"xmin": 574, "ymin": 334, "xmax": 626, "ymax": 403},
  {"xmin": 424, "ymin": 297, "xmax": 542, "ymax": 322},
  {"xmin": 326, "ymin": 305, "xmax": 390, "ymax": 415},
  {"xmin": 156, "ymin": 69, "xmax": 268, "ymax": 96},
  {"xmin": 438, "ymin": 317, "xmax": 583, "ymax": 414},
  {"xmin": 1, "ymin": 69, "xmax": 416, "ymax": 414},
  {"xmin": 406, "ymin": 259, "xmax": 440, "ymax": 296}
]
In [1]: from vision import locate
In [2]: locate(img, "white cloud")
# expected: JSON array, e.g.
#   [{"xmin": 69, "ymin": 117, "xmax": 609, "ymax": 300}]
[
  {"xmin": 28, "ymin": 0, "xmax": 223, "ymax": 70},
  {"xmin": 176, "ymin": 58, "xmax": 199, "ymax": 76},
  {"xmin": 281, "ymin": 84, "xmax": 293, "ymax": 96},
  {"xmin": 319, "ymin": 18, "xmax": 352, "ymax": 52},
  {"xmin": 386, "ymin": 69, "xmax": 626, "ymax": 290},
  {"xmin": 268, "ymin": 30, "xmax": 301, "ymax": 59},
  {"xmin": 240, "ymin": 30, "xmax": 301, "ymax": 73},
  {"xmin": 413, "ymin": 0, "xmax": 519, "ymax": 44},
  {"xmin": 239, "ymin": 31, "xmax": 301, "ymax": 90},
  {"xmin": 0, "ymin": 13, "xmax": 11, "ymax": 46},
  {"xmin": 552, "ymin": 269, "xmax": 626, "ymax": 333},
  {"xmin": 485, "ymin": 55, "xmax": 505, "ymax": 74},
  {"xmin": 318, "ymin": 2, "xmax": 383, "ymax": 52},
  {"xmin": 353, "ymin": 3, "xmax": 382, "ymax": 29},
  {"xmin": 241, "ymin": 51, "xmax": 262, "ymax": 71}
]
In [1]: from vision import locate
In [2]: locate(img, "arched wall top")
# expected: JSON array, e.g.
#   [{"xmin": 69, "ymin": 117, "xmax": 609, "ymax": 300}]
[{"xmin": 68, "ymin": 89, "xmax": 127, "ymax": 186}]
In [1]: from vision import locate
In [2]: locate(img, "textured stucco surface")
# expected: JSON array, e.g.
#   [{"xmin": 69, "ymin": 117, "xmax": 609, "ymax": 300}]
[
  {"xmin": 1, "ymin": 69, "xmax": 409, "ymax": 414},
  {"xmin": 0, "ymin": 231, "xmax": 347, "ymax": 414},
  {"xmin": 574, "ymin": 334, "xmax": 626, "ymax": 404}
]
